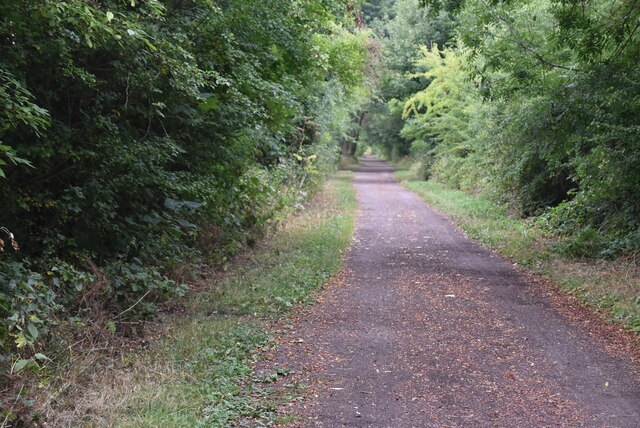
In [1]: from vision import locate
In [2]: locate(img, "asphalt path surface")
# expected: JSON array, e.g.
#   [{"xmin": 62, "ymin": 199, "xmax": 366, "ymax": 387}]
[{"xmin": 263, "ymin": 156, "xmax": 640, "ymax": 427}]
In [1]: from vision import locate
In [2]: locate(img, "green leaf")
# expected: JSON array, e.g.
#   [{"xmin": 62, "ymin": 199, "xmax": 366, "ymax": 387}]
[
  {"xmin": 164, "ymin": 198, "xmax": 181, "ymax": 211},
  {"xmin": 15, "ymin": 334, "xmax": 28, "ymax": 348},
  {"xmin": 106, "ymin": 11, "xmax": 114, "ymax": 22},
  {"xmin": 34, "ymin": 353, "xmax": 49, "ymax": 360},
  {"xmin": 164, "ymin": 198, "xmax": 203, "ymax": 211},
  {"xmin": 177, "ymin": 219, "xmax": 198, "ymax": 229},
  {"xmin": 182, "ymin": 201, "xmax": 203, "ymax": 210},
  {"xmin": 199, "ymin": 95, "xmax": 219, "ymax": 111},
  {"xmin": 27, "ymin": 323, "xmax": 39, "ymax": 340},
  {"xmin": 14, "ymin": 359, "xmax": 30, "ymax": 372},
  {"xmin": 106, "ymin": 321, "xmax": 117, "ymax": 334}
]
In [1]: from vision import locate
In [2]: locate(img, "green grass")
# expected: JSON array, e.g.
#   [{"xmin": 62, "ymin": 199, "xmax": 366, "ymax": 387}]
[
  {"xmin": 337, "ymin": 155, "xmax": 361, "ymax": 171},
  {"xmin": 397, "ymin": 170, "xmax": 640, "ymax": 336},
  {"xmin": 71, "ymin": 172, "xmax": 357, "ymax": 427}
]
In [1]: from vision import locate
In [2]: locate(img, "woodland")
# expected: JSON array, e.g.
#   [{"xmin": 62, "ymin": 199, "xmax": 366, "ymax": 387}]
[
  {"xmin": 363, "ymin": 0, "xmax": 640, "ymax": 260},
  {"xmin": 0, "ymin": 0, "xmax": 639, "ymax": 424}
]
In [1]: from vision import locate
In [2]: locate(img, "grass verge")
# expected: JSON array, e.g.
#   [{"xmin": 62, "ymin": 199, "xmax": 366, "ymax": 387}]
[
  {"xmin": 396, "ymin": 169, "xmax": 640, "ymax": 335},
  {"xmin": 40, "ymin": 171, "xmax": 356, "ymax": 427},
  {"xmin": 337, "ymin": 155, "xmax": 360, "ymax": 171}
]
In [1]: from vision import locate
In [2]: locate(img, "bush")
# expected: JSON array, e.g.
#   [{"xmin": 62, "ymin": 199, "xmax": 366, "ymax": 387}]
[{"xmin": 0, "ymin": 1, "xmax": 372, "ymax": 410}]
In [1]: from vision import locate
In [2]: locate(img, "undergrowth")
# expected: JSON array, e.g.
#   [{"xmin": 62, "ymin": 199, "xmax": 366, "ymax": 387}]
[
  {"xmin": 396, "ymin": 169, "xmax": 640, "ymax": 335},
  {"xmin": 34, "ymin": 171, "xmax": 356, "ymax": 427}
]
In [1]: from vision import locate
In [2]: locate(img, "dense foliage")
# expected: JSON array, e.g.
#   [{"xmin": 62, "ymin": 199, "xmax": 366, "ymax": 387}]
[
  {"xmin": 0, "ymin": 0, "xmax": 370, "ymax": 398},
  {"xmin": 363, "ymin": 0, "xmax": 640, "ymax": 259},
  {"xmin": 3, "ymin": 0, "xmax": 639, "ymax": 420},
  {"xmin": 361, "ymin": 0, "xmax": 454, "ymax": 161}
]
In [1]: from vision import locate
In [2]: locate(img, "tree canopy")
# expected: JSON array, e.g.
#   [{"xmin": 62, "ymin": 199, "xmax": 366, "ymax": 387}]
[
  {"xmin": 0, "ymin": 1, "xmax": 372, "ymax": 405},
  {"xmin": 363, "ymin": 0, "xmax": 640, "ymax": 258}
]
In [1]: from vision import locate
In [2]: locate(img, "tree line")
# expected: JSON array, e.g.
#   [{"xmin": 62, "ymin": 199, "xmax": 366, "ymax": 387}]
[
  {"xmin": 362, "ymin": 0, "xmax": 639, "ymax": 259},
  {"xmin": 0, "ymin": 0, "xmax": 370, "ymax": 397}
]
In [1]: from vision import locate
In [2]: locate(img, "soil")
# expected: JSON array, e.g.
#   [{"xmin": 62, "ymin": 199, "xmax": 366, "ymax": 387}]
[{"xmin": 257, "ymin": 156, "xmax": 640, "ymax": 427}]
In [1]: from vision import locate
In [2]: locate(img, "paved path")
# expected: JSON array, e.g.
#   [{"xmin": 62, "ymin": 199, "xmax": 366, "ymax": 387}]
[{"xmin": 267, "ymin": 157, "xmax": 640, "ymax": 427}]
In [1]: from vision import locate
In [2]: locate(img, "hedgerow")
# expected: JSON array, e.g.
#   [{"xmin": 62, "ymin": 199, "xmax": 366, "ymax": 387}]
[{"xmin": 0, "ymin": 0, "xmax": 371, "ymax": 413}]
